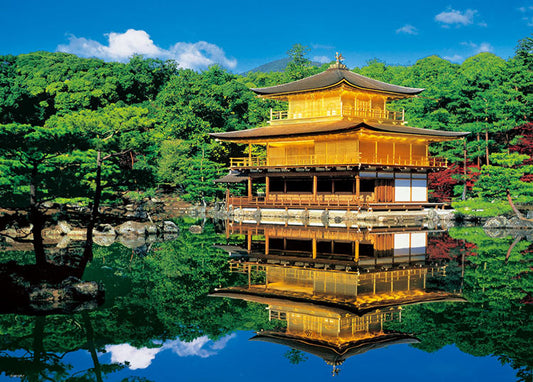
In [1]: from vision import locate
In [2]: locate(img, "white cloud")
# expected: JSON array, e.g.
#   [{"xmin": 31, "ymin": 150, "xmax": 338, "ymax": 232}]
[
  {"xmin": 311, "ymin": 44, "xmax": 334, "ymax": 50},
  {"xmin": 517, "ymin": 5, "xmax": 533, "ymax": 25},
  {"xmin": 462, "ymin": 41, "xmax": 493, "ymax": 54},
  {"xmin": 396, "ymin": 24, "xmax": 418, "ymax": 35},
  {"xmin": 313, "ymin": 55, "xmax": 330, "ymax": 64},
  {"xmin": 435, "ymin": 8, "xmax": 477, "ymax": 26},
  {"xmin": 164, "ymin": 334, "xmax": 236, "ymax": 357},
  {"xmin": 443, "ymin": 54, "xmax": 463, "ymax": 62},
  {"xmin": 57, "ymin": 29, "xmax": 236, "ymax": 70},
  {"xmin": 518, "ymin": 5, "xmax": 533, "ymax": 12},
  {"xmin": 104, "ymin": 335, "xmax": 235, "ymax": 370},
  {"xmin": 105, "ymin": 344, "xmax": 162, "ymax": 370}
]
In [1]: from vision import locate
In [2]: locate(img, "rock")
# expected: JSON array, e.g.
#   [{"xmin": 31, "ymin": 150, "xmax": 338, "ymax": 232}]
[
  {"xmin": 189, "ymin": 225, "xmax": 203, "ymax": 234},
  {"xmin": 125, "ymin": 210, "xmax": 148, "ymax": 219},
  {"xmin": 484, "ymin": 216, "xmax": 508, "ymax": 229},
  {"xmin": 115, "ymin": 221, "xmax": 146, "ymax": 236},
  {"xmin": 93, "ymin": 234, "xmax": 116, "ymax": 247},
  {"xmin": 162, "ymin": 221, "xmax": 179, "ymax": 233},
  {"xmin": 71, "ymin": 281, "xmax": 101, "ymax": 300},
  {"xmin": 56, "ymin": 236, "xmax": 71, "ymax": 249},
  {"xmin": 57, "ymin": 221, "xmax": 72, "ymax": 235},
  {"xmin": 118, "ymin": 235, "xmax": 146, "ymax": 249},
  {"xmin": 146, "ymin": 224, "xmax": 158, "ymax": 235},
  {"xmin": 95, "ymin": 223, "xmax": 115, "ymax": 236},
  {"xmin": 320, "ymin": 210, "xmax": 329, "ymax": 226}
]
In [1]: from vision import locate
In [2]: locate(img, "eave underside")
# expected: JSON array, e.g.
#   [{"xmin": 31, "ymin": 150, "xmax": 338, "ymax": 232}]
[{"xmin": 210, "ymin": 121, "xmax": 468, "ymax": 144}]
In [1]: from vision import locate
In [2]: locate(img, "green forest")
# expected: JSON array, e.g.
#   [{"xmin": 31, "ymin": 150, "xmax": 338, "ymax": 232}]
[{"xmin": 0, "ymin": 38, "xmax": 532, "ymax": 216}]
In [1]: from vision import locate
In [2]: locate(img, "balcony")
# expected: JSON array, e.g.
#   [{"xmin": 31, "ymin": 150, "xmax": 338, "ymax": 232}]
[
  {"xmin": 270, "ymin": 107, "xmax": 405, "ymax": 124},
  {"xmin": 229, "ymin": 154, "xmax": 448, "ymax": 169}
]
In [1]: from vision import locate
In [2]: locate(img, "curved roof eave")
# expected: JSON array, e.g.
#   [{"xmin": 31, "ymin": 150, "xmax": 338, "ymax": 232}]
[
  {"xmin": 209, "ymin": 121, "xmax": 470, "ymax": 142},
  {"xmin": 250, "ymin": 68, "xmax": 424, "ymax": 97}
]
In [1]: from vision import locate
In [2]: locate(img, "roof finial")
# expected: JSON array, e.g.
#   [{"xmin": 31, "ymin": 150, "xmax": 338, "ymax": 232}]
[{"xmin": 330, "ymin": 52, "xmax": 348, "ymax": 70}]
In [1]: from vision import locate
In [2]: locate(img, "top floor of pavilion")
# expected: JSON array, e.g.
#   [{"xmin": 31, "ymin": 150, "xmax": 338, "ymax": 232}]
[{"xmin": 211, "ymin": 56, "xmax": 468, "ymax": 171}]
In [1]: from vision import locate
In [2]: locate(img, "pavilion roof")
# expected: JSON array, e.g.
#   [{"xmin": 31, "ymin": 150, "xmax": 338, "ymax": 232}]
[
  {"xmin": 250, "ymin": 66, "xmax": 424, "ymax": 97},
  {"xmin": 249, "ymin": 331, "xmax": 419, "ymax": 366},
  {"xmin": 210, "ymin": 121, "xmax": 470, "ymax": 143}
]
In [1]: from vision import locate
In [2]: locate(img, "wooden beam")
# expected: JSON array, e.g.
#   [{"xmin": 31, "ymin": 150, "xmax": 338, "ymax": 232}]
[
  {"xmin": 247, "ymin": 177, "xmax": 252, "ymax": 199},
  {"xmin": 313, "ymin": 175, "xmax": 318, "ymax": 202}
]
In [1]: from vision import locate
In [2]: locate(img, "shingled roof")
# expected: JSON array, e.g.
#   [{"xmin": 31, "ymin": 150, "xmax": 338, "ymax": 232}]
[
  {"xmin": 210, "ymin": 121, "xmax": 469, "ymax": 142},
  {"xmin": 251, "ymin": 66, "xmax": 424, "ymax": 97}
]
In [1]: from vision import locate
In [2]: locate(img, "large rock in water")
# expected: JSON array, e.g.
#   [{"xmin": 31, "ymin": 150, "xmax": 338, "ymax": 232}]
[
  {"xmin": 162, "ymin": 221, "xmax": 179, "ymax": 233},
  {"xmin": 484, "ymin": 216, "xmax": 508, "ymax": 228},
  {"xmin": 115, "ymin": 221, "xmax": 146, "ymax": 236}
]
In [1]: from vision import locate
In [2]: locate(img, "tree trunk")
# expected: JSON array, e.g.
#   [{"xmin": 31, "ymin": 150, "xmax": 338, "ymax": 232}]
[
  {"xmin": 485, "ymin": 130, "xmax": 490, "ymax": 165},
  {"xmin": 462, "ymin": 140, "xmax": 467, "ymax": 201},
  {"xmin": 30, "ymin": 163, "xmax": 46, "ymax": 267},
  {"xmin": 81, "ymin": 150, "xmax": 103, "ymax": 275},
  {"xmin": 83, "ymin": 311, "xmax": 104, "ymax": 382},
  {"xmin": 30, "ymin": 316, "xmax": 45, "ymax": 382}
]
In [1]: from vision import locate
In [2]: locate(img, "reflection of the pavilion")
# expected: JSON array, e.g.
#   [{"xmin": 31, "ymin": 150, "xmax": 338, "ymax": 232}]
[{"xmin": 213, "ymin": 222, "xmax": 463, "ymax": 372}]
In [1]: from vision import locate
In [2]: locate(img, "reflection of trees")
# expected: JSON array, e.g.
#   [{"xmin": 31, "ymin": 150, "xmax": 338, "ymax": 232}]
[
  {"xmin": 388, "ymin": 227, "xmax": 532, "ymax": 381},
  {"xmin": 0, "ymin": 219, "xmax": 273, "ymax": 380},
  {"xmin": 0, "ymin": 314, "xmax": 125, "ymax": 382}
]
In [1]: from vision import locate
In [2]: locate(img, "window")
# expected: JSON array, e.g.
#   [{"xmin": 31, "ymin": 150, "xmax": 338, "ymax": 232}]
[{"xmin": 360, "ymin": 179, "xmax": 375, "ymax": 193}]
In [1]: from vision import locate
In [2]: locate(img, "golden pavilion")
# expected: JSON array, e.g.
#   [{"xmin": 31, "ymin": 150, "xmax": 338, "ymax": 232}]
[
  {"xmin": 212, "ymin": 55, "xmax": 468, "ymax": 211},
  {"xmin": 212, "ymin": 223, "xmax": 463, "ymax": 372}
]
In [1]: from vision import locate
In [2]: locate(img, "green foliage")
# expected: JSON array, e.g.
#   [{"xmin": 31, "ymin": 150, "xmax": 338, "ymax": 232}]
[
  {"xmin": 284, "ymin": 348, "xmax": 308, "ymax": 364},
  {"xmin": 473, "ymin": 153, "xmax": 533, "ymax": 201},
  {"xmin": 284, "ymin": 44, "xmax": 322, "ymax": 81},
  {"xmin": 452, "ymin": 198, "xmax": 512, "ymax": 217},
  {"xmin": 1, "ymin": 35, "xmax": 532, "ymax": 205}
]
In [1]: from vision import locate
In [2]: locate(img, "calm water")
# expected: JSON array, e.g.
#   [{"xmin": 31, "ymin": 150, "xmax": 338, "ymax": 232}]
[{"xmin": 0, "ymin": 218, "xmax": 531, "ymax": 381}]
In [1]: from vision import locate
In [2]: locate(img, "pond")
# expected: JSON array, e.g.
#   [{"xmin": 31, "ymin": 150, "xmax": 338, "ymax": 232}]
[{"xmin": 0, "ymin": 217, "xmax": 531, "ymax": 381}]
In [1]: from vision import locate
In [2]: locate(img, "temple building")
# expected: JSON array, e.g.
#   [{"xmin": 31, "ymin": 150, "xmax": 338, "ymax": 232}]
[
  {"xmin": 212, "ymin": 223, "xmax": 463, "ymax": 372},
  {"xmin": 221, "ymin": 221, "xmax": 435, "ymax": 270},
  {"xmin": 212, "ymin": 55, "xmax": 468, "ymax": 211}
]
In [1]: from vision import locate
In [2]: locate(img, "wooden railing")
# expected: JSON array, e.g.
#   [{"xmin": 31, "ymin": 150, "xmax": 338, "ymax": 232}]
[
  {"xmin": 269, "ymin": 107, "xmax": 404, "ymax": 122},
  {"xmin": 228, "ymin": 194, "xmax": 438, "ymax": 210},
  {"xmin": 230, "ymin": 154, "xmax": 447, "ymax": 168}
]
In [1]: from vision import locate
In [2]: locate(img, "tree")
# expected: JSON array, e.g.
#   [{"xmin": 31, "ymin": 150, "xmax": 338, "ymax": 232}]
[
  {"xmin": 285, "ymin": 44, "xmax": 316, "ymax": 81},
  {"xmin": 0, "ymin": 123, "xmax": 87, "ymax": 265}
]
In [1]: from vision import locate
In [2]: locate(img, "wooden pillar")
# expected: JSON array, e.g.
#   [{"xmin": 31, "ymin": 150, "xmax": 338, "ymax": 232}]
[
  {"xmin": 409, "ymin": 143, "xmax": 412, "ymax": 165},
  {"xmin": 265, "ymin": 176, "xmax": 270, "ymax": 199},
  {"xmin": 283, "ymin": 178, "xmax": 287, "ymax": 194},
  {"xmin": 354, "ymin": 241, "xmax": 359, "ymax": 261},
  {"xmin": 247, "ymin": 177, "xmax": 252, "ymax": 199},
  {"xmin": 313, "ymin": 175, "xmax": 318, "ymax": 202},
  {"xmin": 265, "ymin": 234, "xmax": 269, "ymax": 255},
  {"xmin": 331, "ymin": 178, "xmax": 335, "ymax": 194},
  {"xmin": 355, "ymin": 175, "xmax": 360, "ymax": 201},
  {"xmin": 247, "ymin": 232, "xmax": 252, "ymax": 253},
  {"xmin": 312, "ymin": 238, "xmax": 317, "ymax": 259},
  {"xmin": 248, "ymin": 143, "xmax": 252, "ymax": 165},
  {"xmin": 225, "ymin": 188, "xmax": 230, "ymax": 213}
]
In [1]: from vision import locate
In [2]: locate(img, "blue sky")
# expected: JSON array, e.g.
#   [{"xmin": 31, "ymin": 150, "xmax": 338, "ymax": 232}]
[{"xmin": 1, "ymin": 0, "xmax": 532, "ymax": 72}]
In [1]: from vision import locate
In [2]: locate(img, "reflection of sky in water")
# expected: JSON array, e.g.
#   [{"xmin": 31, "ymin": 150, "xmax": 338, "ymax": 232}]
[
  {"xmin": 104, "ymin": 334, "xmax": 236, "ymax": 369},
  {"xmin": 62, "ymin": 331, "xmax": 515, "ymax": 381}
]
